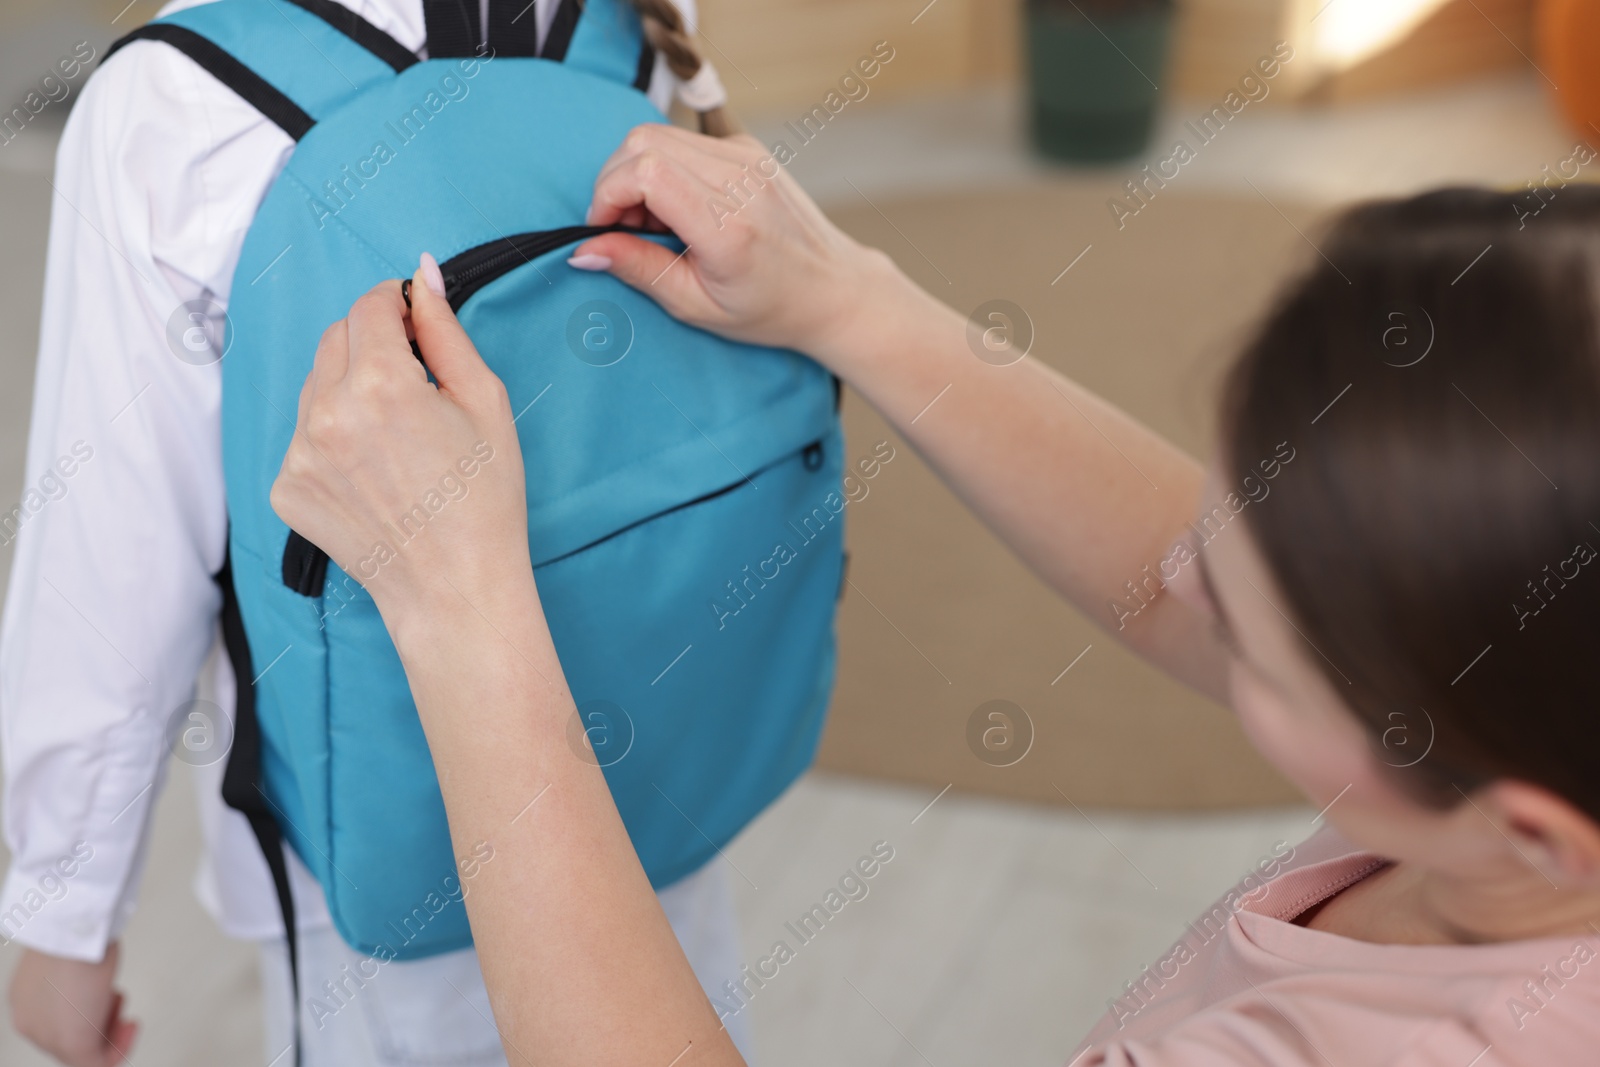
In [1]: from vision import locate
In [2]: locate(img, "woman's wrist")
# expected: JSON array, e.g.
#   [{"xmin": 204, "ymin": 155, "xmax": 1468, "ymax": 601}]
[
  {"xmin": 799, "ymin": 243, "xmax": 925, "ymax": 379},
  {"xmin": 801, "ymin": 251, "xmax": 966, "ymax": 415},
  {"xmin": 375, "ymin": 553, "xmax": 542, "ymax": 663}
]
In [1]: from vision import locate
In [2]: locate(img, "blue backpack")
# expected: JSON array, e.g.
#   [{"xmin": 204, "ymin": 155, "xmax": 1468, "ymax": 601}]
[{"xmin": 109, "ymin": 0, "xmax": 842, "ymax": 976}]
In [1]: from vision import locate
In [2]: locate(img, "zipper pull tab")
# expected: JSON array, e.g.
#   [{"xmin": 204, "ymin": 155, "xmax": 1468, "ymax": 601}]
[{"xmin": 400, "ymin": 279, "xmax": 424, "ymax": 364}]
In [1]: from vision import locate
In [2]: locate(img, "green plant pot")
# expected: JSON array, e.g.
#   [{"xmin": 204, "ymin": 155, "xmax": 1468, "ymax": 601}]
[{"xmin": 1025, "ymin": 2, "xmax": 1174, "ymax": 163}]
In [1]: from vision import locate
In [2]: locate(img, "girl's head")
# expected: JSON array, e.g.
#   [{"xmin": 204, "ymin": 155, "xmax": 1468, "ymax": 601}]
[{"xmin": 1183, "ymin": 187, "xmax": 1600, "ymax": 888}]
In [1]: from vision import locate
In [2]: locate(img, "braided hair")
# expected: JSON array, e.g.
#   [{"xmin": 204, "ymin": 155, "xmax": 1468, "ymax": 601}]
[{"xmin": 625, "ymin": 0, "xmax": 736, "ymax": 136}]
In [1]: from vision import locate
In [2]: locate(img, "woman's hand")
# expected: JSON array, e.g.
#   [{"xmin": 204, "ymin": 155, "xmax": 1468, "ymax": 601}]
[
  {"xmin": 569, "ymin": 124, "xmax": 900, "ymax": 363},
  {"xmin": 269, "ymin": 258, "xmax": 531, "ymax": 633}
]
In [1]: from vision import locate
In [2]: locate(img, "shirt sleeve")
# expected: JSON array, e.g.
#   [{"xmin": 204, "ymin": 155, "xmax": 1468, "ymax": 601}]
[{"xmin": 0, "ymin": 37, "xmax": 290, "ymax": 962}]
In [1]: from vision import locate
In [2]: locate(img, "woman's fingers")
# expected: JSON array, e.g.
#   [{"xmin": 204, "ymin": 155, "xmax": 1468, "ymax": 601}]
[
  {"xmin": 406, "ymin": 256, "xmax": 502, "ymax": 408},
  {"xmin": 299, "ymin": 319, "xmax": 349, "ymax": 427},
  {"xmin": 311, "ymin": 318, "xmax": 350, "ymax": 387},
  {"xmin": 579, "ymin": 122, "xmax": 876, "ymax": 356},
  {"xmin": 569, "ymin": 232, "xmax": 719, "ymax": 326},
  {"xmin": 580, "ymin": 143, "xmax": 757, "ymax": 327},
  {"xmin": 272, "ymin": 258, "xmax": 529, "ymax": 591},
  {"xmin": 591, "ymin": 122, "xmax": 751, "ymax": 193},
  {"xmin": 345, "ymin": 281, "xmax": 425, "ymax": 390},
  {"xmin": 585, "ymin": 141, "xmax": 731, "ymax": 246}
]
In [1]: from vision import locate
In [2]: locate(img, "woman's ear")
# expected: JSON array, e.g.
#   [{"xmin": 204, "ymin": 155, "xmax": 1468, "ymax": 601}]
[{"xmin": 1476, "ymin": 779, "xmax": 1600, "ymax": 889}]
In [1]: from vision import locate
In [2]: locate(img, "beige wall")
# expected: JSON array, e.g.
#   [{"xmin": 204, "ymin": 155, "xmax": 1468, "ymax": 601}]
[
  {"xmin": 696, "ymin": 0, "xmax": 1020, "ymax": 111},
  {"xmin": 1, "ymin": 0, "xmax": 1539, "ymax": 113},
  {"xmin": 810, "ymin": 180, "xmax": 1323, "ymax": 811},
  {"xmin": 698, "ymin": 0, "xmax": 1540, "ymax": 116}
]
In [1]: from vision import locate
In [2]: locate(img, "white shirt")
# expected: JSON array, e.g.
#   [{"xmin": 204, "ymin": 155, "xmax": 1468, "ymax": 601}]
[{"xmin": 0, "ymin": 0, "xmax": 689, "ymax": 962}]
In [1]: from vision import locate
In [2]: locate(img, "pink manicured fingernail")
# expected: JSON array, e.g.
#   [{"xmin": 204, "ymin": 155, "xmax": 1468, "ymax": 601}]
[
  {"xmin": 568, "ymin": 254, "xmax": 612, "ymax": 271},
  {"xmin": 419, "ymin": 252, "xmax": 446, "ymax": 296}
]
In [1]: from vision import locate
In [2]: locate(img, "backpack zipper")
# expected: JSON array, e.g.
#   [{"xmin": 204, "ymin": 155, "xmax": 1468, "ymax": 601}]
[
  {"xmin": 283, "ymin": 530, "xmax": 328, "ymax": 597},
  {"xmin": 442, "ymin": 226, "xmax": 839, "ymax": 417},
  {"xmin": 439, "ymin": 224, "xmax": 640, "ymax": 309},
  {"xmin": 534, "ymin": 437, "xmax": 825, "ymax": 570}
]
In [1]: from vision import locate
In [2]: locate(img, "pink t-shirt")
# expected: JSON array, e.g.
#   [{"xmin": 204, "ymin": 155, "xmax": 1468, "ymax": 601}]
[{"xmin": 1072, "ymin": 829, "xmax": 1600, "ymax": 1066}]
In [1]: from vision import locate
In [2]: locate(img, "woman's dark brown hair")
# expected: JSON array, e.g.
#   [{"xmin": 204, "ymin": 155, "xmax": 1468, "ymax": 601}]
[{"xmin": 1222, "ymin": 186, "xmax": 1600, "ymax": 818}]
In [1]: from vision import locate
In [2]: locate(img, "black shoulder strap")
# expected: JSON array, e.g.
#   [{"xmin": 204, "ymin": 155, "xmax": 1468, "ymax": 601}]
[
  {"xmin": 424, "ymin": 0, "xmax": 482, "ymax": 57},
  {"xmin": 281, "ymin": 0, "xmax": 421, "ymax": 72},
  {"xmin": 633, "ymin": 34, "xmax": 656, "ymax": 92},
  {"xmin": 105, "ymin": 2, "xmax": 420, "ymax": 142},
  {"xmin": 539, "ymin": 0, "xmax": 584, "ymax": 61},
  {"xmin": 217, "ymin": 551, "xmax": 304, "ymax": 1067},
  {"xmin": 487, "ymin": 0, "xmax": 540, "ymax": 57},
  {"xmin": 537, "ymin": 0, "xmax": 655, "ymax": 95},
  {"xmin": 106, "ymin": 24, "xmax": 315, "ymax": 141},
  {"xmin": 433, "ymin": 0, "xmax": 653, "ymax": 94}
]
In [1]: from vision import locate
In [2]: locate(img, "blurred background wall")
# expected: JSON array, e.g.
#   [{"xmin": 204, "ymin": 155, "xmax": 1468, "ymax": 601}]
[{"xmin": 692, "ymin": 0, "xmax": 1540, "ymax": 111}]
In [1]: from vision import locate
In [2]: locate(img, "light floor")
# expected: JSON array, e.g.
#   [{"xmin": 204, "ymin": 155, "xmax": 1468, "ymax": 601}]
[
  {"xmin": 0, "ymin": 763, "xmax": 1314, "ymax": 1067},
  {"xmin": 0, "ymin": 71, "xmax": 1572, "ymax": 1066}
]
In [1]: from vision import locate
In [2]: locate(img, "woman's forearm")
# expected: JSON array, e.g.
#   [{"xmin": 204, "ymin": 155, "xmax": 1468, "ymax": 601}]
[
  {"xmin": 387, "ymin": 576, "xmax": 744, "ymax": 1067},
  {"xmin": 809, "ymin": 257, "xmax": 1227, "ymax": 699}
]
